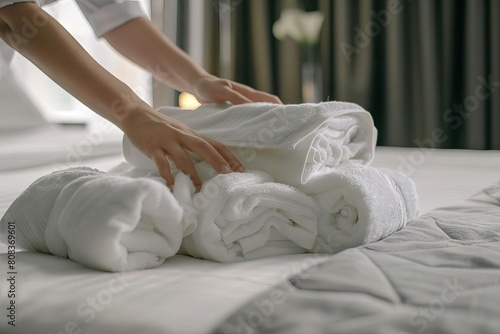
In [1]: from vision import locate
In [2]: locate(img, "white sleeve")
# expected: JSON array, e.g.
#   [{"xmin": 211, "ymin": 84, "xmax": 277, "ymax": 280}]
[
  {"xmin": 0, "ymin": 0, "xmax": 37, "ymax": 78},
  {"xmin": 75, "ymin": 0, "xmax": 148, "ymax": 38},
  {"xmin": 0, "ymin": 0, "xmax": 37, "ymax": 9}
]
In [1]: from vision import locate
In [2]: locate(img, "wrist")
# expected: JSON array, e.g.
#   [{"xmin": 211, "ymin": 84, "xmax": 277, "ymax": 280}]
[
  {"xmin": 186, "ymin": 73, "xmax": 214, "ymax": 96},
  {"xmin": 112, "ymin": 97, "xmax": 152, "ymax": 131}
]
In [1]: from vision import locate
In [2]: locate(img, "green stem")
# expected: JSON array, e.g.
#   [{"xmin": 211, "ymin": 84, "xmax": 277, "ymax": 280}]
[{"xmin": 301, "ymin": 43, "xmax": 319, "ymax": 63}]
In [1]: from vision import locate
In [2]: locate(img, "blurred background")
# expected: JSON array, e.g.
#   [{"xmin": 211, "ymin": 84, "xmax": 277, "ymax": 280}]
[{"xmin": 4, "ymin": 0, "xmax": 499, "ymax": 149}]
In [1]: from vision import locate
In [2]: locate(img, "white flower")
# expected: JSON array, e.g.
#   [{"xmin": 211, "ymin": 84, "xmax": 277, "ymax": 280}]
[{"xmin": 273, "ymin": 8, "xmax": 324, "ymax": 44}]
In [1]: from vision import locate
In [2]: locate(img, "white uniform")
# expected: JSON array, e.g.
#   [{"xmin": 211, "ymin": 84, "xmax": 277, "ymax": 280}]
[{"xmin": 0, "ymin": 0, "xmax": 146, "ymax": 78}]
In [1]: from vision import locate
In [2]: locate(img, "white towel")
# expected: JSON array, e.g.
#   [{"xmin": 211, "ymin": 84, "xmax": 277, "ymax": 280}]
[
  {"xmin": 122, "ymin": 101, "xmax": 377, "ymax": 187},
  {"xmin": 168, "ymin": 162, "xmax": 321, "ymax": 262},
  {"xmin": 0, "ymin": 167, "xmax": 185, "ymax": 272},
  {"xmin": 301, "ymin": 163, "xmax": 419, "ymax": 254}
]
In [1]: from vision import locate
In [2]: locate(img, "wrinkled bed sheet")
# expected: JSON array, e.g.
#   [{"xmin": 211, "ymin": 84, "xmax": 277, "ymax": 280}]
[
  {"xmin": 1, "ymin": 144, "xmax": 499, "ymax": 333},
  {"xmin": 214, "ymin": 181, "xmax": 500, "ymax": 334}
]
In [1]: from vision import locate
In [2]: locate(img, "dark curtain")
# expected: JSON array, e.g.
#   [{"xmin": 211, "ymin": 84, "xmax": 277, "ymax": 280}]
[
  {"xmin": 318, "ymin": 0, "xmax": 500, "ymax": 149},
  {"xmin": 177, "ymin": 0, "xmax": 500, "ymax": 149}
]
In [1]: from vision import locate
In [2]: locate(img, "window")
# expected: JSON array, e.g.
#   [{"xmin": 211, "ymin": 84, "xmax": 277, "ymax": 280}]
[{"xmin": 10, "ymin": 0, "xmax": 152, "ymax": 127}]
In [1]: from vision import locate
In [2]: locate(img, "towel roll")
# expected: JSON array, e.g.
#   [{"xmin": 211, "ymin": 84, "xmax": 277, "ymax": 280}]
[
  {"xmin": 0, "ymin": 167, "xmax": 103, "ymax": 253},
  {"xmin": 301, "ymin": 163, "xmax": 419, "ymax": 253},
  {"xmin": 0, "ymin": 167, "xmax": 185, "ymax": 271},
  {"xmin": 177, "ymin": 162, "xmax": 321, "ymax": 262}
]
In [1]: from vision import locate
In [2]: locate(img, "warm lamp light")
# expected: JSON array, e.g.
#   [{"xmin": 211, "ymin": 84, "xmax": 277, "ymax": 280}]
[{"xmin": 178, "ymin": 92, "xmax": 201, "ymax": 110}]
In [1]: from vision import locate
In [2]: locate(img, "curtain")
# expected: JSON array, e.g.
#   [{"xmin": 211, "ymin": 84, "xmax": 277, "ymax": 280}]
[
  {"xmin": 168, "ymin": 0, "xmax": 500, "ymax": 149},
  {"xmin": 319, "ymin": 0, "xmax": 500, "ymax": 149}
]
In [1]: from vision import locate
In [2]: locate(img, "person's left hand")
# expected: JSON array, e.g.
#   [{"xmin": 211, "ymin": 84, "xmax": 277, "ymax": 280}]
[{"xmin": 191, "ymin": 75, "xmax": 282, "ymax": 105}]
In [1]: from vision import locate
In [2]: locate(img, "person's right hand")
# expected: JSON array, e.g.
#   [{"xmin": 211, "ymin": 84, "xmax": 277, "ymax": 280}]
[{"xmin": 121, "ymin": 107, "xmax": 244, "ymax": 191}]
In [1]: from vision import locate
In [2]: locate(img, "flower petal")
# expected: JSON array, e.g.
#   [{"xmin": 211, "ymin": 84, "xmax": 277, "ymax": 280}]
[
  {"xmin": 273, "ymin": 8, "xmax": 325, "ymax": 44},
  {"xmin": 297, "ymin": 11, "xmax": 325, "ymax": 44}
]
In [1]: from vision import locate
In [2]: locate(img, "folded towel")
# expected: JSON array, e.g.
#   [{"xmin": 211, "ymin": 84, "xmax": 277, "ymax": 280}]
[
  {"xmin": 123, "ymin": 101, "xmax": 377, "ymax": 188},
  {"xmin": 300, "ymin": 163, "xmax": 419, "ymax": 253},
  {"xmin": 0, "ymin": 167, "xmax": 185, "ymax": 271},
  {"xmin": 172, "ymin": 162, "xmax": 321, "ymax": 262}
]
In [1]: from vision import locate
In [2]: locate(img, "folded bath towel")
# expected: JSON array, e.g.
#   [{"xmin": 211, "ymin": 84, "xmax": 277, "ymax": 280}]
[
  {"xmin": 301, "ymin": 163, "xmax": 419, "ymax": 253},
  {"xmin": 170, "ymin": 162, "xmax": 321, "ymax": 262},
  {"xmin": 123, "ymin": 101, "xmax": 377, "ymax": 188},
  {"xmin": 0, "ymin": 167, "xmax": 185, "ymax": 271}
]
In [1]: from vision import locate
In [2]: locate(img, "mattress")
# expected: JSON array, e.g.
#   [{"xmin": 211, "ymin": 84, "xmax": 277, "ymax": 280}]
[
  {"xmin": 214, "ymin": 181, "xmax": 500, "ymax": 333},
  {"xmin": 0, "ymin": 125, "xmax": 499, "ymax": 333},
  {"xmin": 371, "ymin": 147, "xmax": 500, "ymax": 213}
]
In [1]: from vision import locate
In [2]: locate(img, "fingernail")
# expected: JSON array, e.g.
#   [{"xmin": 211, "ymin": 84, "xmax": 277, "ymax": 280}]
[
  {"xmin": 168, "ymin": 184, "xmax": 174, "ymax": 192},
  {"xmin": 221, "ymin": 165, "xmax": 231, "ymax": 174},
  {"xmin": 238, "ymin": 166, "xmax": 245, "ymax": 172}
]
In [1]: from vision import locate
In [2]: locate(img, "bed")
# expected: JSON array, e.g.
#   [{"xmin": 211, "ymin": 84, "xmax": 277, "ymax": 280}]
[{"xmin": 1, "ymin": 124, "xmax": 499, "ymax": 334}]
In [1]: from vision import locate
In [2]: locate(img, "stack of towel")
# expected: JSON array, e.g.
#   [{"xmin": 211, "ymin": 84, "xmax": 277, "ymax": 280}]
[{"xmin": 0, "ymin": 101, "xmax": 419, "ymax": 271}]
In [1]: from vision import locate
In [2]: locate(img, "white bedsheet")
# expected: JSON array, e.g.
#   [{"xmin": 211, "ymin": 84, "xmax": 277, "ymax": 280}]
[
  {"xmin": 1, "ymin": 133, "xmax": 500, "ymax": 333},
  {"xmin": 0, "ymin": 251, "xmax": 328, "ymax": 334},
  {"xmin": 371, "ymin": 146, "xmax": 500, "ymax": 213}
]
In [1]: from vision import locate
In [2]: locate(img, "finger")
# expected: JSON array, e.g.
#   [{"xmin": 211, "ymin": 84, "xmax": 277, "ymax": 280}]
[
  {"xmin": 259, "ymin": 93, "xmax": 283, "ymax": 104},
  {"xmin": 168, "ymin": 146, "xmax": 203, "ymax": 192},
  {"xmin": 184, "ymin": 136, "xmax": 233, "ymax": 175},
  {"xmin": 204, "ymin": 137, "xmax": 245, "ymax": 173},
  {"xmin": 247, "ymin": 91, "xmax": 282, "ymax": 104},
  {"xmin": 232, "ymin": 83, "xmax": 283, "ymax": 104},
  {"xmin": 216, "ymin": 86, "xmax": 253, "ymax": 105},
  {"xmin": 244, "ymin": 91, "xmax": 282, "ymax": 104},
  {"xmin": 150, "ymin": 148, "xmax": 174, "ymax": 190}
]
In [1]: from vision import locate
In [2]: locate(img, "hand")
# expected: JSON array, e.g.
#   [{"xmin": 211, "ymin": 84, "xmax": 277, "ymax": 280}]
[
  {"xmin": 121, "ymin": 107, "xmax": 244, "ymax": 191},
  {"xmin": 192, "ymin": 75, "xmax": 282, "ymax": 105}
]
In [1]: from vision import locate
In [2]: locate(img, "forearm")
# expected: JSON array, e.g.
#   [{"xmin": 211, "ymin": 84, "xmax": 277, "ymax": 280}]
[
  {"xmin": 0, "ymin": 3, "xmax": 246, "ymax": 187},
  {"xmin": 0, "ymin": 3, "xmax": 149, "ymax": 128},
  {"xmin": 103, "ymin": 17, "xmax": 210, "ymax": 94}
]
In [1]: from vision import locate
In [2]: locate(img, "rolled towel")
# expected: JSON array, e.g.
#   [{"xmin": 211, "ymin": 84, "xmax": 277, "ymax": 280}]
[
  {"xmin": 176, "ymin": 162, "xmax": 321, "ymax": 262},
  {"xmin": 0, "ymin": 167, "xmax": 185, "ymax": 271},
  {"xmin": 300, "ymin": 163, "xmax": 419, "ymax": 253},
  {"xmin": 123, "ymin": 101, "xmax": 377, "ymax": 187},
  {"xmin": 0, "ymin": 167, "xmax": 101, "ymax": 254}
]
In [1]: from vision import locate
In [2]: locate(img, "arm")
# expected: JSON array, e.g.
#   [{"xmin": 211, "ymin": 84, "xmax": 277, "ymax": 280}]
[
  {"xmin": 0, "ymin": 3, "xmax": 243, "ymax": 190},
  {"xmin": 102, "ymin": 16, "xmax": 282, "ymax": 105}
]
